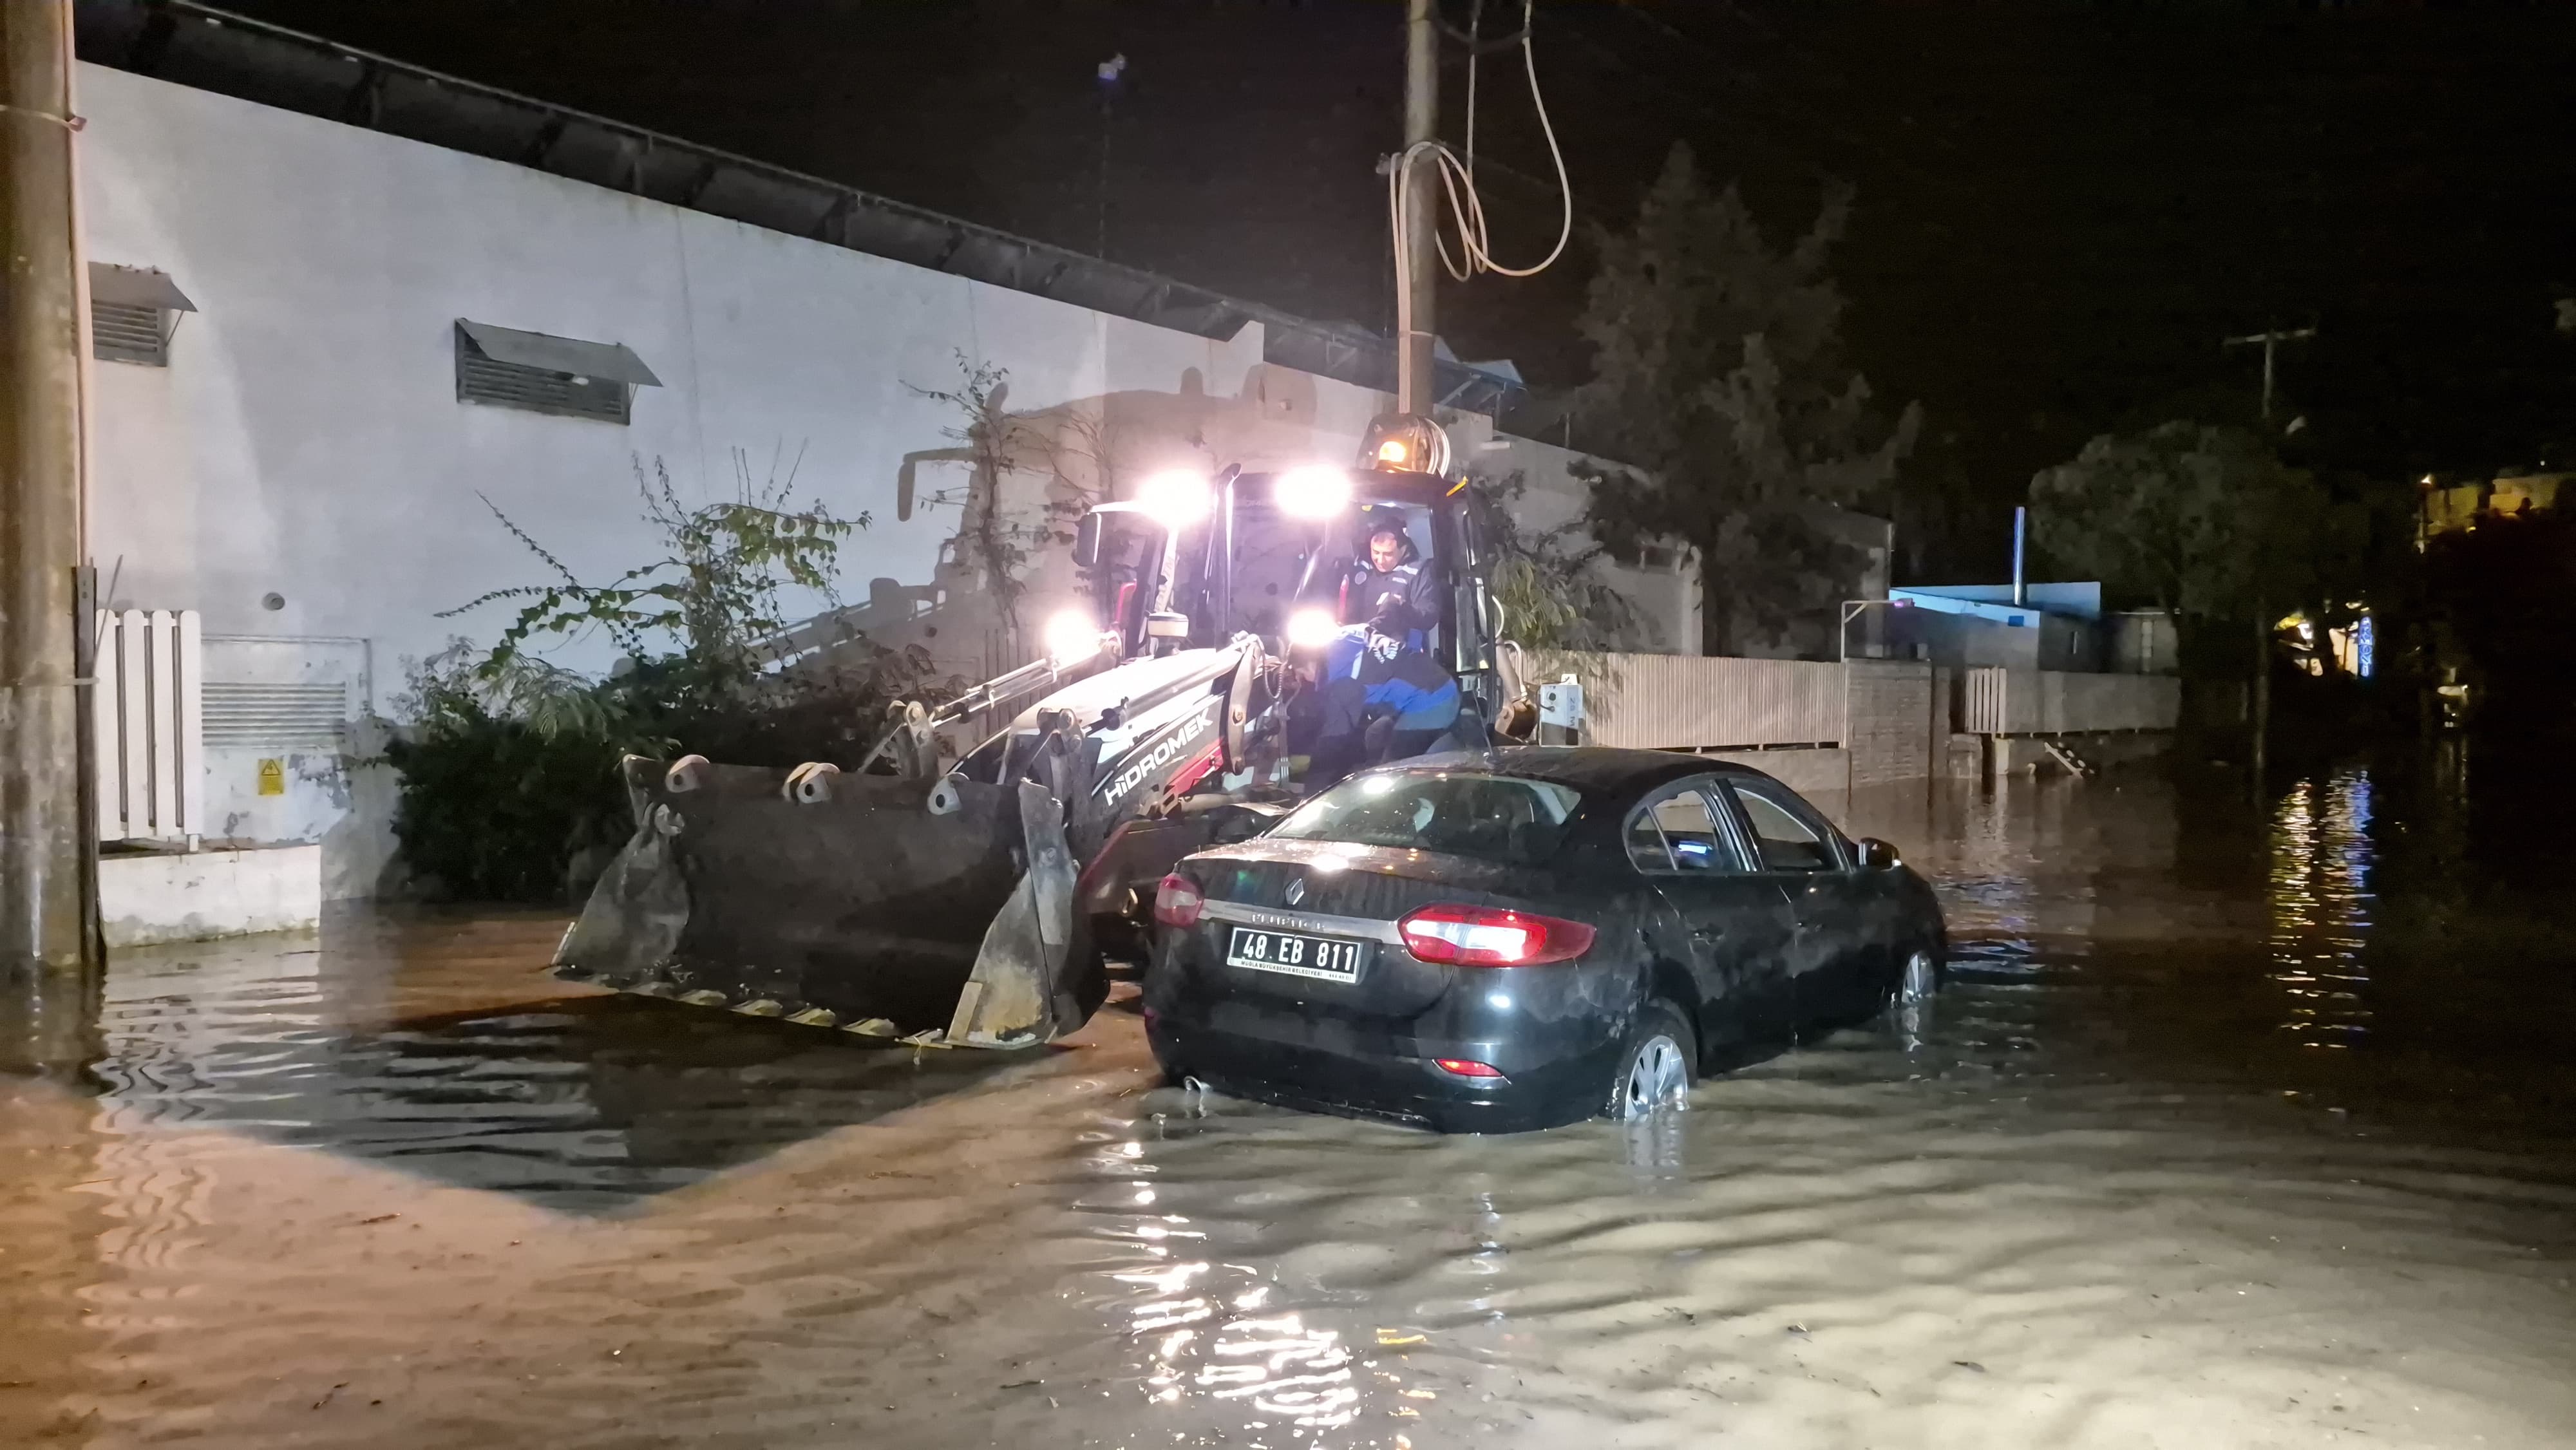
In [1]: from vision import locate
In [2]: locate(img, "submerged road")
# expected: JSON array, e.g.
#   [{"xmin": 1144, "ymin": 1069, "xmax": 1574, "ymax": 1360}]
[{"xmin": 5, "ymin": 755, "xmax": 2575, "ymax": 1447}]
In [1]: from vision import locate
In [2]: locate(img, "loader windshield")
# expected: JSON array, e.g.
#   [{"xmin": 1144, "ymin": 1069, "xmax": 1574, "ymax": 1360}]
[{"xmin": 1269, "ymin": 769, "xmax": 1581, "ymax": 866}]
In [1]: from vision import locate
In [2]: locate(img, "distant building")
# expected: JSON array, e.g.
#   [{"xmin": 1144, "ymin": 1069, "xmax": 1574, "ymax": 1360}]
[
  {"xmin": 1879, "ymin": 583, "xmax": 2177, "ymax": 675},
  {"xmin": 2421, "ymin": 472, "xmax": 2566, "ymax": 538}
]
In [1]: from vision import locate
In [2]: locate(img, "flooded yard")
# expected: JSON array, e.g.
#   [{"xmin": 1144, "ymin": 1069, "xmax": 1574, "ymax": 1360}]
[{"xmin": 6, "ymin": 755, "xmax": 2575, "ymax": 1448}]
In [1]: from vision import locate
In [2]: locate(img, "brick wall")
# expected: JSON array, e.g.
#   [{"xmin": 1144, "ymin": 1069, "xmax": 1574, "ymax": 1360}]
[{"xmin": 1844, "ymin": 661, "xmax": 1938, "ymax": 787}]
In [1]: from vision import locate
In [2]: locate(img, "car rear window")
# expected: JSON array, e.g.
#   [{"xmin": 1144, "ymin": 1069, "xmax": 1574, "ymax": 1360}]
[{"xmin": 1268, "ymin": 771, "xmax": 1582, "ymax": 865}]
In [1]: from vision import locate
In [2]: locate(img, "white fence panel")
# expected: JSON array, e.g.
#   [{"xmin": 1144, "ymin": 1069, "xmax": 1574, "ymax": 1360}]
[
  {"xmin": 1961, "ymin": 667, "xmax": 2180, "ymax": 735},
  {"xmin": 1509, "ymin": 650, "xmax": 1846, "ymax": 749},
  {"xmin": 1964, "ymin": 666, "xmax": 2009, "ymax": 733},
  {"xmin": 95, "ymin": 608, "xmax": 204, "ymax": 843}
]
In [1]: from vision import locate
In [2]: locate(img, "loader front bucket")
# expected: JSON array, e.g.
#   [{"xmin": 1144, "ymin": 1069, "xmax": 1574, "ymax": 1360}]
[{"xmin": 553, "ymin": 757, "xmax": 1103, "ymax": 1047}]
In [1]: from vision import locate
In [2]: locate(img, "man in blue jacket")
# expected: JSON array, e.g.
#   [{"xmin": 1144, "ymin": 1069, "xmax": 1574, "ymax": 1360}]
[
  {"xmin": 1303, "ymin": 518, "xmax": 1459, "ymax": 786},
  {"xmin": 1307, "ymin": 624, "xmax": 1461, "ymax": 787},
  {"xmin": 1340, "ymin": 522, "xmax": 1438, "ymax": 651}
]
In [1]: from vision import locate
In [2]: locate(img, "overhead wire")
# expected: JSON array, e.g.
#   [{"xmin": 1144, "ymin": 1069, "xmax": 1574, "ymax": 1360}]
[{"xmin": 1387, "ymin": 0, "xmax": 1573, "ymax": 293}]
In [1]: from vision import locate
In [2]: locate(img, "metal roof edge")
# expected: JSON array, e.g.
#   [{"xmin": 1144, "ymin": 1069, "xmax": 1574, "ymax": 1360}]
[{"xmin": 79, "ymin": 0, "xmax": 1526, "ymax": 412}]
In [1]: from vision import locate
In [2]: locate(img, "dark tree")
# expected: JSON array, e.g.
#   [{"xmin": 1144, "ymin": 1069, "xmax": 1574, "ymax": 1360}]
[
  {"xmin": 2029, "ymin": 424, "xmax": 2323, "ymax": 623},
  {"xmin": 2029, "ymin": 421, "xmax": 2331, "ymax": 680},
  {"xmin": 1572, "ymin": 144, "xmax": 1918, "ymax": 657}
]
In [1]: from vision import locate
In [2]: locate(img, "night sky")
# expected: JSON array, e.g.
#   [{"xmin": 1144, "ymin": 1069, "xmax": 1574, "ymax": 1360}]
[{"xmin": 220, "ymin": 1, "xmax": 2576, "ymax": 578}]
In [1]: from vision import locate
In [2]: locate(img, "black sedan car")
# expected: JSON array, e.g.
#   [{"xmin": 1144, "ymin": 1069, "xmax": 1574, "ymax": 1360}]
[{"xmin": 1142, "ymin": 747, "xmax": 1946, "ymax": 1133}]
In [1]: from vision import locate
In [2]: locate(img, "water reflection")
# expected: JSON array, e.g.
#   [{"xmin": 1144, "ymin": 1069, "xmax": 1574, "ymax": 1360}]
[
  {"xmin": 8, "ymin": 763, "xmax": 2576, "ymax": 1449},
  {"xmin": 2268, "ymin": 769, "xmax": 2378, "ymax": 1050},
  {"xmin": 1095, "ymin": 1124, "xmax": 1368, "ymax": 1434},
  {"xmin": 80, "ymin": 918, "xmax": 1018, "ymax": 1213}
]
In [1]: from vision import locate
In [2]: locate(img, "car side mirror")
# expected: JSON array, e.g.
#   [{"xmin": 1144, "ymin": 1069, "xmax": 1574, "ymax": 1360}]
[
  {"xmin": 1856, "ymin": 837, "xmax": 1901, "ymax": 872},
  {"xmin": 1074, "ymin": 511, "xmax": 1104, "ymax": 569}
]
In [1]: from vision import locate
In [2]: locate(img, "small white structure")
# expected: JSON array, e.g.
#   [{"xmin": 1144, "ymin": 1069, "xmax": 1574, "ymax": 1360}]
[{"xmin": 93, "ymin": 607, "xmax": 323, "ymax": 945}]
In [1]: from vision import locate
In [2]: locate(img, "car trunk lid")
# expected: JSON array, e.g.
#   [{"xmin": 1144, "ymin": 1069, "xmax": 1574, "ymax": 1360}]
[{"xmin": 1176, "ymin": 840, "xmax": 1534, "ymax": 1016}]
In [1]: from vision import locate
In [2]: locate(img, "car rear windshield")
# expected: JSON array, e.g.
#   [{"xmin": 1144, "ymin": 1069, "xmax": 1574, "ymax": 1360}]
[{"xmin": 1267, "ymin": 771, "xmax": 1584, "ymax": 865}]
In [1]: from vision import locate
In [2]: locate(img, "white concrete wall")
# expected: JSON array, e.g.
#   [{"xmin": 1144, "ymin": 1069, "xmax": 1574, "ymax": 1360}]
[
  {"xmin": 99, "ymin": 844, "xmax": 321, "ymax": 947},
  {"xmin": 74, "ymin": 63, "xmax": 1632, "ymax": 893},
  {"xmin": 75, "ymin": 62, "xmax": 1435, "ymax": 684},
  {"xmin": 76, "ymin": 61, "xmax": 1911, "ymax": 896}
]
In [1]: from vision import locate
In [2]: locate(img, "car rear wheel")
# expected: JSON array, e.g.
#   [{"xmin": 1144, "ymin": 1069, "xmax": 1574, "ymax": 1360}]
[{"xmin": 1607, "ymin": 1001, "xmax": 1694, "ymax": 1120}]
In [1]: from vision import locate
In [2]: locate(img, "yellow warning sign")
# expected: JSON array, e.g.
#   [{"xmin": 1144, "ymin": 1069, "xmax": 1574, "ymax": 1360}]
[{"xmin": 257, "ymin": 758, "xmax": 285, "ymax": 796}]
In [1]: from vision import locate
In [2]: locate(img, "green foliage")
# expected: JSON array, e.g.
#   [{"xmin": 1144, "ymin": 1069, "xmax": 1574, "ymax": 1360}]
[
  {"xmin": 906, "ymin": 352, "xmax": 1085, "ymax": 650},
  {"xmin": 2029, "ymin": 422, "xmax": 2327, "ymax": 625},
  {"xmin": 393, "ymin": 454, "xmax": 940, "ymax": 901},
  {"xmin": 1469, "ymin": 471, "xmax": 1641, "ymax": 652},
  {"xmin": 443, "ymin": 453, "xmax": 860, "ymax": 713},
  {"xmin": 1574, "ymin": 144, "xmax": 1920, "ymax": 655},
  {"xmin": 381, "ymin": 641, "xmax": 638, "ymax": 902}
]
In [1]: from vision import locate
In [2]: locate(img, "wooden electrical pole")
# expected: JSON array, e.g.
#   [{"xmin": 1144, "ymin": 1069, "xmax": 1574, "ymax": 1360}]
[
  {"xmin": 2221, "ymin": 324, "xmax": 2310, "ymax": 795},
  {"xmin": 0, "ymin": 0, "xmax": 100, "ymax": 1070},
  {"xmin": 1396, "ymin": 0, "xmax": 1438, "ymax": 415},
  {"xmin": 2222, "ymin": 325, "xmax": 2315, "ymax": 426}
]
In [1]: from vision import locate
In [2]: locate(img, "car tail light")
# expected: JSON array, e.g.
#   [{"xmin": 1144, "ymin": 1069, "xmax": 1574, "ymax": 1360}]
[
  {"xmin": 1397, "ymin": 904, "xmax": 1596, "ymax": 966},
  {"xmin": 1434, "ymin": 1058, "xmax": 1504, "ymax": 1078},
  {"xmin": 1153, "ymin": 873, "xmax": 1204, "ymax": 928}
]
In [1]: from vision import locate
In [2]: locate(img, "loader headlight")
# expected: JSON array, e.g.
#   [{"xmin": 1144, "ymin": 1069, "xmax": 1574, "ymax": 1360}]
[
  {"xmin": 1045, "ymin": 608, "xmax": 1104, "ymax": 666},
  {"xmin": 1285, "ymin": 607, "xmax": 1340, "ymax": 650},
  {"xmin": 1135, "ymin": 469, "xmax": 1212, "ymax": 529},
  {"xmin": 1273, "ymin": 466, "xmax": 1352, "ymax": 519}
]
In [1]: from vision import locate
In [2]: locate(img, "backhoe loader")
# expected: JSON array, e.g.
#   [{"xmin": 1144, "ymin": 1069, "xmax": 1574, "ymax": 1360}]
[{"xmin": 551, "ymin": 413, "xmax": 1510, "ymax": 1047}]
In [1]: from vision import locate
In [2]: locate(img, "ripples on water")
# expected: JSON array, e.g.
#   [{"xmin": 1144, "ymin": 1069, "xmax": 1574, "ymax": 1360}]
[{"xmin": 6, "ymin": 759, "xmax": 2576, "ymax": 1448}]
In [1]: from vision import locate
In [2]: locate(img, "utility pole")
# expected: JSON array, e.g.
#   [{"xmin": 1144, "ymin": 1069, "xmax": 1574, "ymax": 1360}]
[
  {"xmin": 1094, "ymin": 53, "xmax": 1126, "ymax": 259},
  {"xmin": 1, "ymin": 0, "xmax": 100, "ymax": 1073},
  {"xmin": 2222, "ymin": 325, "xmax": 2314, "ymax": 426},
  {"xmin": 2221, "ymin": 323, "xmax": 2308, "ymax": 796},
  {"xmin": 1396, "ymin": 0, "xmax": 1438, "ymax": 415}
]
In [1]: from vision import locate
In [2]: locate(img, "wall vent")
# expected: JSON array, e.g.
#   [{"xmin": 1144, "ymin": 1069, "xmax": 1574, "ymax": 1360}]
[{"xmin": 201, "ymin": 681, "xmax": 348, "ymax": 750}]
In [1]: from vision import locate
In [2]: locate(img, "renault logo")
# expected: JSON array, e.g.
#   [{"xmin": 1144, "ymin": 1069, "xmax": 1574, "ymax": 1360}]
[{"xmin": 1283, "ymin": 878, "xmax": 1305, "ymax": 906}]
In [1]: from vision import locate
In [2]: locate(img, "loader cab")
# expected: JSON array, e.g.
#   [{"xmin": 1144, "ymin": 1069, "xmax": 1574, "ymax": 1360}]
[
  {"xmin": 1066, "ymin": 416, "xmax": 1496, "ymax": 682},
  {"xmin": 1072, "ymin": 506, "xmax": 1173, "ymax": 659}
]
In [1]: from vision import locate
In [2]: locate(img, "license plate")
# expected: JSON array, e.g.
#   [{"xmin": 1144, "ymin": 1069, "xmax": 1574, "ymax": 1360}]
[{"xmin": 1224, "ymin": 926, "xmax": 1368, "ymax": 983}]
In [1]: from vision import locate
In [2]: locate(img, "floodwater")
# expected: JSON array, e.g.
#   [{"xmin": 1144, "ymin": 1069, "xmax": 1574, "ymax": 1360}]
[{"xmin": 6, "ymin": 752, "xmax": 2576, "ymax": 1449}]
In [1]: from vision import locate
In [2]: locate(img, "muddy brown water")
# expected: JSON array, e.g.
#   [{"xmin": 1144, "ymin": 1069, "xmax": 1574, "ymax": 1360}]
[{"xmin": 6, "ymin": 756, "xmax": 2576, "ymax": 1448}]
